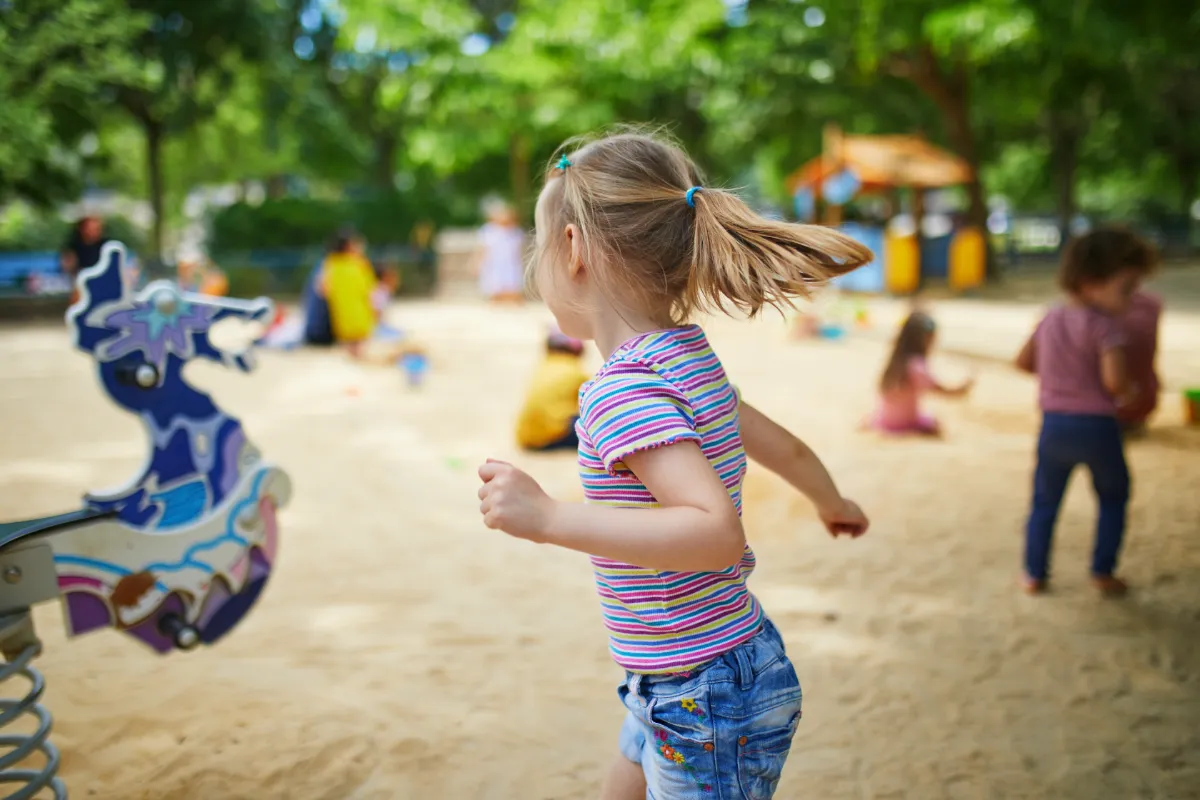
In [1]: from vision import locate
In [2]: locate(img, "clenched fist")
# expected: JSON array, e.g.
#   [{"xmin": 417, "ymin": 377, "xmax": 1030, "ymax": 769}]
[
  {"xmin": 818, "ymin": 497, "xmax": 869, "ymax": 538},
  {"xmin": 477, "ymin": 459, "xmax": 555, "ymax": 542}
]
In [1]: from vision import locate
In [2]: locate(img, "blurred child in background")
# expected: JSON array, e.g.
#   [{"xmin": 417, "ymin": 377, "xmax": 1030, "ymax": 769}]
[
  {"xmin": 1014, "ymin": 227, "xmax": 1158, "ymax": 596},
  {"xmin": 868, "ymin": 311, "xmax": 973, "ymax": 436},
  {"xmin": 372, "ymin": 263, "xmax": 401, "ymax": 327},
  {"xmin": 515, "ymin": 326, "xmax": 588, "ymax": 451},
  {"xmin": 475, "ymin": 200, "xmax": 527, "ymax": 304},
  {"xmin": 321, "ymin": 227, "xmax": 377, "ymax": 358},
  {"xmin": 1116, "ymin": 288, "xmax": 1163, "ymax": 433},
  {"xmin": 198, "ymin": 261, "xmax": 229, "ymax": 297},
  {"xmin": 179, "ymin": 257, "xmax": 228, "ymax": 297}
]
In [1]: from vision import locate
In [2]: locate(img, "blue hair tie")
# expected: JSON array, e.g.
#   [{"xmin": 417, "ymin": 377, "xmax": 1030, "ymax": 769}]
[
  {"xmin": 556, "ymin": 154, "xmax": 572, "ymax": 170},
  {"xmin": 686, "ymin": 186, "xmax": 702, "ymax": 208}
]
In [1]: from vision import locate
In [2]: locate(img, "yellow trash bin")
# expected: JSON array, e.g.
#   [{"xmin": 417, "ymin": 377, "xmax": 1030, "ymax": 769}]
[
  {"xmin": 949, "ymin": 226, "xmax": 986, "ymax": 291},
  {"xmin": 884, "ymin": 233, "xmax": 920, "ymax": 295}
]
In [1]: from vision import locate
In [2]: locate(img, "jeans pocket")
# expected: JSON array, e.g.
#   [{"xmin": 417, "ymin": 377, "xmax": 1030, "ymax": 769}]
[
  {"xmin": 646, "ymin": 684, "xmax": 716, "ymax": 743},
  {"xmin": 737, "ymin": 710, "xmax": 800, "ymax": 800},
  {"xmin": 644, "ymin": 687, "xmax": 719, "ymax": 796}
]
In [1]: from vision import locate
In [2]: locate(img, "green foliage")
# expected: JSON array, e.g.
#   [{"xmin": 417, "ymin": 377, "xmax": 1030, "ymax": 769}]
[
  {"xmin": 0, "ymin": 205, "xmax": 71, "ymax": 252},
  {"xmin": 210, "ymin": 199, "xmax": 342, "ymax": 250},
  {"xmin": 101, "ymin": 216, "xmax": 149, "ymax": 256},
  {"xmin": 208, "ymin": 189, "xmax": 475, "ymax": 252},
  {"xmin": 0, "ymin": 0, "xmax": 150, "ymax": 204},
  {"xmin": 3, "ymin": 0, "xmax": 1197, "ymax": 255},
  {"xmin": 0, "ymin": 203, "xmax": 146, "ymax": 254}
]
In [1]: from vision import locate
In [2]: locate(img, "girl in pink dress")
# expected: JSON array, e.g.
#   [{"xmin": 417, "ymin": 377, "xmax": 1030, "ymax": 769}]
[{"xmin": 869, "ymin": 311, "xmax": 973, "ymax": 435}]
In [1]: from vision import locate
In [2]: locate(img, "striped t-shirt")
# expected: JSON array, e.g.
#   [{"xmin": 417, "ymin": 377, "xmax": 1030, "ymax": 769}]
[{"xmin": 577, "ymin": 325, "xmax": 763, "ymax": 674}]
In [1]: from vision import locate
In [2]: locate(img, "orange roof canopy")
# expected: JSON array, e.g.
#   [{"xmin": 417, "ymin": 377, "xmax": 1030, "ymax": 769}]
[{"xmin": 788, "ymin": 133, "xmax": 973, "ymax": 195}]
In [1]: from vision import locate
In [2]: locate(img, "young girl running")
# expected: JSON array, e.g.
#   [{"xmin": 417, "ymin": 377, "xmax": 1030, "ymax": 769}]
[
  {"xmin": 476, "ymin": 131, "xmax": 872, "ymax": 799},
  {"xmin": 868, "ymin": 311, "xmax": 973, "ymax": 436},
  {"xmin": 1015, "ymin": 227, "xmax": 1158, "ymax": 596}
]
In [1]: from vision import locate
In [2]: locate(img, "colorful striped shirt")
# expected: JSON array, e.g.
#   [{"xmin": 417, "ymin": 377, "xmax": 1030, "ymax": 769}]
[{"xmin": 577, "ymin": 325, "xmax": 763, "ymax": 674}]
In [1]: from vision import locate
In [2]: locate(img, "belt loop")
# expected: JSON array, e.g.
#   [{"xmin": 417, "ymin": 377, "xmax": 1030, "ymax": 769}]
[
  {"xmin": 629, "ymin": 673, "xmax": 645, "ymax": 705},
  {"xmin": 733, "ymin": 643, "xmax": 754, "ymax": 689}
]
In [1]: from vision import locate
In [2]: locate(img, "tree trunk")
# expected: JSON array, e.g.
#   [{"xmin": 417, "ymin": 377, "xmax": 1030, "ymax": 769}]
[
  {"xmin": 144, "ymin": 117, "xmax": 165, "ymax": 261},
  {"xmin": 892, "ymin": 45, "xmax": 994, "ymax": 277},
  {"xmin": 509, "ymin": 131, "xmax": 532, "ymax": 224},
  {"xmin": 266, "ymin": 175, "xmax": 288, "ymax": 199},
  {"xmin": 1049, "ymin": 120, "xmax": 1079, "ymax": 250},
  {"xmin": 931, "ymin": 81, "xmax": 989, "ymax": 267},
  {"xmin": 1176, "ymin": 151, "xmax": 1198, "ymax": 254},
  {"xmin": 373, "ymin": 133, "xmax": 396, "ymax": 191}
]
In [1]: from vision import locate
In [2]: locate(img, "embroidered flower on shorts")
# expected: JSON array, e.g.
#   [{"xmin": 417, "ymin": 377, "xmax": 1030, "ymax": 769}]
[
  {"xmin": 681, "ymin": 698, "xmax": 706, "ymax": 717},
  {"xmin": 655, "ymin": 729, "xmax": 712, "ymax": 792}
]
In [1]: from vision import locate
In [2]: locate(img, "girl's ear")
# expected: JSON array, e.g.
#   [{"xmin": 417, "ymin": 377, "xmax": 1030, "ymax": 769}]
[{"xmin": 565, "ymin": 224, "xmax": 585, "ymax": 280}]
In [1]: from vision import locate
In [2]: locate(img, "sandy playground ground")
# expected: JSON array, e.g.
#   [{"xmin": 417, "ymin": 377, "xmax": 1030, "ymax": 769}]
[{"xmin": 1, "ymin": 280, "xmax": 1198, "ymax": 799}]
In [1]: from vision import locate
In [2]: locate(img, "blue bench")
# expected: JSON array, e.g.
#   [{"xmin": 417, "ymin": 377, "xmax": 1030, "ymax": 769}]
[{"xmin": 0, "ymin": 251, "xmax": 66, "ymax": 295}]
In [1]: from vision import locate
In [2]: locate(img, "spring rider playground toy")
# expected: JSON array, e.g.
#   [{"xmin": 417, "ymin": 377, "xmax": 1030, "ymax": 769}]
[{"xmin": 0, "ymin": 243, "xmax": 291, "ymax": 797}]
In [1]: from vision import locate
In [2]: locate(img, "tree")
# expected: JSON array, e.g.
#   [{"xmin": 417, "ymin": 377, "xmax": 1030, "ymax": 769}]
[
  {"xmin": 0, "ymin": 0, "xmax": 148, "ymax": 205},
  {"xmin": 851, "ymin": 0, "xmax": 1032, "ymax": 258},
  {"xmin": 421, "ymin": 0, "xmax": 732, "ymax": 219},
  {"xmin": 299, "ymin": 0, "xmax": 481, "ymax": 191},
  {"xmin": 103, "ymin": 0, "xmax": 280, "ymax": 258},
  {"xmin": 709, "ymin": 0, "xmax": 935, "ymax": 207},
  {"xmin": 1117, "ymin": 1, "xmax": 1200, "ymax": 243}
]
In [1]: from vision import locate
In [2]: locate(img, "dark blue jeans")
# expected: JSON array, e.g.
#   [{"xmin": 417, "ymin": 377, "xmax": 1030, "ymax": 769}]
[{"xmin": 1025, "ymin": 413, "xmax": 1130, "ymax": 580}]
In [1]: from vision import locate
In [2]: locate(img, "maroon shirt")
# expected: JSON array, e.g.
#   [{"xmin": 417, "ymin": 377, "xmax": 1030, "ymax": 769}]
[
  {"xmin": 1033, "ymin": 303, "xmax": 1127, "ymax": 416},
  {"xmin": 1118, "ymin": 290, "xmax": 1162, "ymax": 423}
]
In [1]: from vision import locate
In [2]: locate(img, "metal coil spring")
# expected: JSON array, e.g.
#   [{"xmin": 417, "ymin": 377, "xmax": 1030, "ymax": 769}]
[{"xmin": 0, "ymin": 643, "xmax": 65, "ymax": 800}]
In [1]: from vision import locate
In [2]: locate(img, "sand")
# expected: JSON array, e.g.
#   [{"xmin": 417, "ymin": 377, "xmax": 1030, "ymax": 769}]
[{"xmin": 0, "ymin": 290, "xmax": 1198, "ymax": 799}]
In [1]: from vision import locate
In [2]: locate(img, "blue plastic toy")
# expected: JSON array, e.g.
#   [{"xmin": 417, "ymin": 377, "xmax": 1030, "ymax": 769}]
[
  {"xmin": 816, "ymin": 323, "xmax": 847, "ymax": 340},
  {"xmin": 399, "ymin": 349, "xmax": 429, "ymax": 387}
]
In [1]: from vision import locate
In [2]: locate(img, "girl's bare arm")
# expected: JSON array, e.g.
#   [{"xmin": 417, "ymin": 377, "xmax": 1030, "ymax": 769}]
[
  {"xmin": 544, "ymin": 442, "xmax": 747, "ymax": 571},
  {"xmin": 928, "ymin": 374, "xmax": 975, "ymax": 397},
  {"xmin": 738, "ymin": 400, "xmax": 867, "ymax": 536},
  {"xmin": 1100, "ymin": 346, "xmax": 1129, "ymax": 398},
  {"xmin": 1015, "ymin": 334, "xmax": 1036, "ymax": 374}
]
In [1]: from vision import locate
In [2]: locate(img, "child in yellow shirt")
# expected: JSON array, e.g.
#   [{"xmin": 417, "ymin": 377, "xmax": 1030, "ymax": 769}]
[
  {"xmin": 321, "ymin": 229, "xmax": 377, "ymax": 357},
  {"xmin": 516, "ymin": 328, "xmax": 588, "ymax": 451}
]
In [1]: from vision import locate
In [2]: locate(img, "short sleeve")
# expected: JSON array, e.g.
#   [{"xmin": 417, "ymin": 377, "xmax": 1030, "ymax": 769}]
[{"xmin": 580, "ymin": 360, "xmax": 699, "ymax": 474}]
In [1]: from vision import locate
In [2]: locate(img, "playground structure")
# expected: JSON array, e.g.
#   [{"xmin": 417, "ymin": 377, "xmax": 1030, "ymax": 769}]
[
  {"xmin": 0, "ymin": 243, "xmax": 290, "ymax": 798},
  {"xmin": 789, "ymin": 125, "xmax": 986, "ymax": 295}
]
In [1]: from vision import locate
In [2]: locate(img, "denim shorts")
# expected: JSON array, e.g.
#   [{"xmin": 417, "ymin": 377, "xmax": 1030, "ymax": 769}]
[{"xmin": 617, "ymin": 619, "xmax": 802, "ymax": 799}]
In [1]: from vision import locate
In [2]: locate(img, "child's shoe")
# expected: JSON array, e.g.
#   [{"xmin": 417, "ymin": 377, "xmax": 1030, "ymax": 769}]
[
  {"xmin": 1022, "ymin": 575, "xmax": 1047, "ymax": 595},
  {"xmin": 1091, "ymin": 574, "xmax": 1128, "ymax": 597}
]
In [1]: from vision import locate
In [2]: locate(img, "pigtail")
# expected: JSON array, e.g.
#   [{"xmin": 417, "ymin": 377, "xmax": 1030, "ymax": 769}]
[{"xmin": 687, "ymin": 189, "xmax": 872, "ymax": 319}]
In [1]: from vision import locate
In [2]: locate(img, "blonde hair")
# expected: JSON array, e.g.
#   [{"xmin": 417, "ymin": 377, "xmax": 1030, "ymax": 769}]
[{"xmin": 531, "ymin": 127, "xmax": 873, "ymax": 325}]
